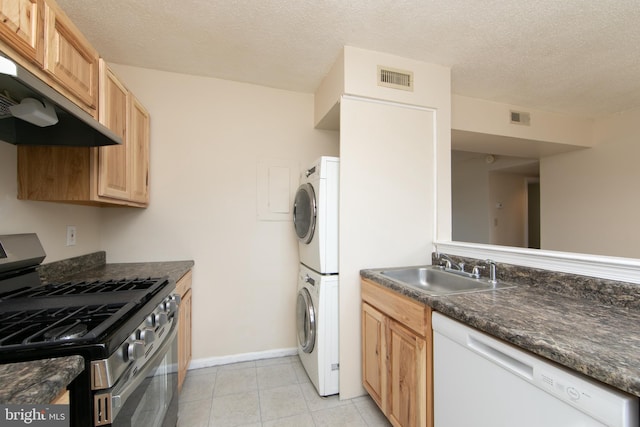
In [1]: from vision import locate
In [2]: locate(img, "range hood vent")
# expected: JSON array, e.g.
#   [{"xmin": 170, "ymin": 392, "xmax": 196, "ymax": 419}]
[
  {"xmin": 0, "ymin": 54, "xmax": 121, "ymax": 147},
  {"xmin": 378, "ymin": 66, "xmax": 414, "ymax": 91}
]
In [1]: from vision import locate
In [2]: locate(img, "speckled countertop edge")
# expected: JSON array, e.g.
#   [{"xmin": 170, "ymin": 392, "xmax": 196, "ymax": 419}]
[
  {"xmin": 2, "ymin": 253, "xmax": 194, "ymax": 404},
  {"xmin": 39, "ymin": 255, "xmax": 194, "ymax": 285},
  {"xmin": 361, "ymin": 267, "xmax": 640, "ymax": 397},
  {"xmin": 0, "ymin": 356, "xmax": 84, "ymax": 404}
]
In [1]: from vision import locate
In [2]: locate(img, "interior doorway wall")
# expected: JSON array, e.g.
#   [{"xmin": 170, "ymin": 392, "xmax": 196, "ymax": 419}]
[{"xmin": 526, "ymin": 179, "xmax": 541, "ymax": 249}]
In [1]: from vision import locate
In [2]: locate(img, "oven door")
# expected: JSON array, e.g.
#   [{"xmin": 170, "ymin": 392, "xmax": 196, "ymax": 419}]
[{"xmin": 104, "ymin": 323, "xmax": 178, "ymax": 427}]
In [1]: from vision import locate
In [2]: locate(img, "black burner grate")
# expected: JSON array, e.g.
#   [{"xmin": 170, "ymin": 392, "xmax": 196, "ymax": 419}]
[
  {"xmin": 0, "ymin": 276, "xmax": 170, "ymax": 359},
  {"xmin": 0, "ymin": 278, "xmax": 161, "ymax": 299},
  {"xmin": 0, "ymin": 303, "xmax": 128, "ymax": 346}
]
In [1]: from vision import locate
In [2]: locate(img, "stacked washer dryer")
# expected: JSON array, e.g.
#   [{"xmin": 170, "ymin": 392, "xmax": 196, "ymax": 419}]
[{"xmin": 293, "ymin": 156, "xmax": 340, "ymax": 396}]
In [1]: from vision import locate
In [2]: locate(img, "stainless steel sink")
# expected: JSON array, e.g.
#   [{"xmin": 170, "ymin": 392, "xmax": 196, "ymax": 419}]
[{"xmin": 379, "ymin": 265, "xmax": 515, "ymax": 295}]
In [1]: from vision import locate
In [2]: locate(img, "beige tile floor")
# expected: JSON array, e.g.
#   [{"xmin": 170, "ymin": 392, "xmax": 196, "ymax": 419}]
[{"xmin": 178, "ymin": 355, "xmax": 392, "ymax": 427}]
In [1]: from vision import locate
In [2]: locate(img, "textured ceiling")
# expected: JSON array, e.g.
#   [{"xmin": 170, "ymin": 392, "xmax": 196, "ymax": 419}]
[{"xmin": 56, "ymin": 0, "xmax": 640, "ymax": 118}]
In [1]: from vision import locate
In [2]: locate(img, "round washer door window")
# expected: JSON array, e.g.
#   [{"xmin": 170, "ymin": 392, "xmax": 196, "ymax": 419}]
[
  {"xmin": 293, "ymin": 183, "xmax": 316, "ymax": 244},
  {"xmin": 296, "ymin": 287, "xmax": 316, "ymax": 353}
]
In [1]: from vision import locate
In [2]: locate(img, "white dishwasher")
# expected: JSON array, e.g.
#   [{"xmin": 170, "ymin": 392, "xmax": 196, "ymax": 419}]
[{"xmin": 432, "ymin": 313, "xmax": 639, "ymax": 427}]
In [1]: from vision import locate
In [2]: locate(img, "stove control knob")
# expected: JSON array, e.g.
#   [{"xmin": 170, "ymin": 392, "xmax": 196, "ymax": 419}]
[
  {"xmin": 145, "ymin": 314, "xmax": 156, "ymax": 328},
  {"xmin": 164, "ymin": 300, "xmax": 178, "ymax": 314},
  {"xmin": 139, "ymin": 328, "xmax": 155, "ymax": 345},
  {"xmin": 124, "ymin": 341, "xmax": 144, "ymax": 362},
  {"xmin": 156, "ymin": 312, "xmax": 169, "ymax": 326}
]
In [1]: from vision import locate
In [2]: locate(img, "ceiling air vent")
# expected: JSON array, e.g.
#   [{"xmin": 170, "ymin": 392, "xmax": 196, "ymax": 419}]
[
  {"xmin": 510, "ymin": 110, "xmax": 531, "ymax": 126},
  {"xmin": 378, "ymin": 66, "xmax": 414, "ymax": 91}
]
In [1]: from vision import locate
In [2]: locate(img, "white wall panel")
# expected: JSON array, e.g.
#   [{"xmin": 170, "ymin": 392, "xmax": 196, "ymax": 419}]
[{"xmin": 104, "ymin": 64, "xmax": 339, "ymax": 360}]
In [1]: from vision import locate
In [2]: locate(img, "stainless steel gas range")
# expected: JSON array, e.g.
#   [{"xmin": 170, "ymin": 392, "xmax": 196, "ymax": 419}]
[{"xmin": 0, "ymin": 234, "xmax": 180, "ymax": 427}]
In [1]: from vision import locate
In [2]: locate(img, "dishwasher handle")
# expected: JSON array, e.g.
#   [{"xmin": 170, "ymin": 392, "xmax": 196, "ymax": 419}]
[{"xmin": 467, "ymin": 334, "xmax": 534, "ymax": 380}]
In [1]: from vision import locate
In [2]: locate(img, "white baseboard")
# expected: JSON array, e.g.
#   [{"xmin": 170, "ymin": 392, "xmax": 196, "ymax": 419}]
[{"xmin": 187, "ymin": 347, "xmax": 298, "ymax": 371}]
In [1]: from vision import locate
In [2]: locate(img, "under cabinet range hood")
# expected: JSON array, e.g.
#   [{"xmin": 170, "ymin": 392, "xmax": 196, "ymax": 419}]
[{"xmin": 0, "ymin": 53, "xmax": 121, "ymax": 147}]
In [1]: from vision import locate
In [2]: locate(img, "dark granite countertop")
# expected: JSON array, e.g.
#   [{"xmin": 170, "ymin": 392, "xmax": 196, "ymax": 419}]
[
  {"xmin": 0, "ymin": 356, "xmax": 84, "ymax": 403},
  {"xmin": 1, "ymin": 252, "xmax": 194, "ymax": 404},
  {"xmin": 361, "ymin": 266, "xmax": 640, "ymax": 397},
  {"xmin": 38, "ymin": 252, "xmax": 194, "ymax": 285}
]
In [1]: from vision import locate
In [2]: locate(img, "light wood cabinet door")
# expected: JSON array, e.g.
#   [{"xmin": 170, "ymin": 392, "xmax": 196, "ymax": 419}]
[
  {"xmin": 361, "ymin": 279, "xmax": 433, "ymax": 427},
  {"xmin": 0, "ymin": 0, "xmax": 44, "ymax": 65},
  {"xmin": 388, "ymin": 319, "xmax": 427, "ymax": 427},
  {"xmin": 177, "ymin": 270, "xmax": 193, "ymax": 392},
  {"xmin": 43, "ymin": 0, "xmax": 98, "ymax": 112},
  {"xmin": 129, "ymin": 95, "xmax": 149, "ymax": 204},
  {"xmin": 96, "ymin": 60, "xmax": 149, "ymax": 205},
  {"xmin": 362, "ymin": 302, "xmax": 387, "ymax": 411},
  {"xmin": 97, "ymin": 62, "xmax": 129, "ymax": 201}
]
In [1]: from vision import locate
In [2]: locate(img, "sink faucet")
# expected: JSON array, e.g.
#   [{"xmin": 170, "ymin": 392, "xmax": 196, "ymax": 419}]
[
  {"xmin": 437, "ymin": 253, "xmax": 464, "ymax": 271},
  {"xmin": 470, "ymin": 259, "xmax": 498, "ymax": 283},
  {"xmin": 485, "ymin": 259, "xmax": 498, "ymax": 284}
]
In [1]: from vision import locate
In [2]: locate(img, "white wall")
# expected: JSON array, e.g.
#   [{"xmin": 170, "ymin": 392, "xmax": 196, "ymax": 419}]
[
  {"xmin": 333, "ymin": 47, "xmax": 450, "ymax": 399},
  {"xmin": 452, "ymin": 94, "xmax": 594, "ymax": 147},
  {"xmin": 102, "ymin": 65, "xmax": 339, "ymax": 360},
  {"xmin": 452, "ymin": 153, "xmax": 533, "ymax": 246},
  {"xmin": 488, "ymin": 172, "xmax": 526, "ymax": 247},
  {"xmin": 451, "ymin": 153, "xmax": 491, "ymax": 243},
  {"xmin": 540, "ymin": 107, "xmax": 640, "ymax": 258},
  {"xmin": 0, "ymin": 143, "xmax": 103, "ymax": 262},
  {"xmin": 340, "ymin": 98, "xmax": 436, "ymax": 398}
]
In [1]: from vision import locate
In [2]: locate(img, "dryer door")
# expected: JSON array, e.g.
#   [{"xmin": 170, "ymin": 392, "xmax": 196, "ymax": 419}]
[
  {"xmin": 293, "ymin": 183, "xmax": 316, "ymax": 244},
  {"xmin": 296, "ymin": 287, "xmax": 316, "ymax": 353}
]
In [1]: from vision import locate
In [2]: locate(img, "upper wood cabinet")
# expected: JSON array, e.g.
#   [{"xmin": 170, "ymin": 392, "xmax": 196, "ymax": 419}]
[
  {"xmin": 42, "ymin": 0, "xmax": 98, "ymax": 113},
  {"xmin": 97, "ymin": 62, "xmax": 130, "ymax": 200},
  {"xmin": 3, "ymin": 0, "xmax": 151, "ymax": 207},
  {"xmin": 96, "ymin": 60, "xmax": 149, "ymax": 204},
  {"xmin": 128, "ymin": 95, "xmax": 150, "ymax": 204},
  {"xmin": 17, "ymin": 62, "xmax": 150, "ymax": 207},
  {"xmin": 0, "ymin": 0, "xmax": 44, "ymax": 66}
]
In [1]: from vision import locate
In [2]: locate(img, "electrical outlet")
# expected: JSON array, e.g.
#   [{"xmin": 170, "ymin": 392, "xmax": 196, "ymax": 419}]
[{"xmin": 66, "ymin": 225, "xmax": 76, "ymax": 246}]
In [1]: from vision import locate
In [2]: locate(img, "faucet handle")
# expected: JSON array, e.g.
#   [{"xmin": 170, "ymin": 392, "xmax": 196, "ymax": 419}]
[{"xmin": 471, "ymin": 264, "xmax": 485, "ymax": 278}]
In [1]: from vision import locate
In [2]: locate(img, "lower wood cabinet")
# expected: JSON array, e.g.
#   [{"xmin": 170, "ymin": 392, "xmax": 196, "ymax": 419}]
[
  {"xmin": 361, "ymin": 279, "xmax": 433, "ymax": 427},
  {"xmin": 50, "ymin": 389, "xmax": 69, "ymax": 404},
  {"xmin": 177, "ymin": 270, "xmax": 192, "ymax": 392}
]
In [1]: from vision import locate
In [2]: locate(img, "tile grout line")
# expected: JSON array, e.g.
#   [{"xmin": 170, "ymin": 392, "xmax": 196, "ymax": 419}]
[
  {"xmin": 211, "ymin": 368, "xmax": 219, "ymax": 426},
  {"xmin": 255, "ymin": 365, "xmax": 263, "ymax": 425}
]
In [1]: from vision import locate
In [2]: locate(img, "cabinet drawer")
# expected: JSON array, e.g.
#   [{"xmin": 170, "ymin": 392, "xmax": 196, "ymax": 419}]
[{"xmin": 362, "ymin": 278, "xmax": 429, "ymax": 336}]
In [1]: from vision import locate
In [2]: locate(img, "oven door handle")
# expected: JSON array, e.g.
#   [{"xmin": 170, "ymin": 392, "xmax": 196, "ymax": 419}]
[{"xmin": 109, "ymin": 321, "xmax": 177, "ymax": 422}]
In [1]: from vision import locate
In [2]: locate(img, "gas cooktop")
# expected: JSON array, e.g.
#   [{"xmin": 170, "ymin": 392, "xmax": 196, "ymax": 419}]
[
  {"xmin": 0, "ymin": 277, "xmax": 169, "ymax": 352},
  {"xmin": 0, "ymin": 234, "xmax": 172, "ymax": 360}
]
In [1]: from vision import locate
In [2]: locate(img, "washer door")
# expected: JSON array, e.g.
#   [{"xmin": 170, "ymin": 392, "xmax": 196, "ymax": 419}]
[
  {"xmin": 296, "ymin": 287, "xmax": 316, "ymax": 353},
  {"xmin": 293, "ymin": 183, "xmax": 316, "ymax": 244}
]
